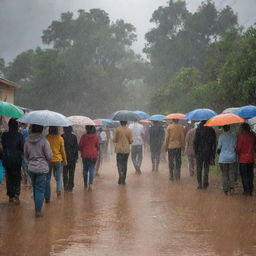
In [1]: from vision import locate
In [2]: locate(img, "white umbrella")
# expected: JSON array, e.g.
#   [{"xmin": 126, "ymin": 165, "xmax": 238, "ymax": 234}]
[
  {"xmin": 17, "ymin": 110, "xmax": 72, "ymax": 127},
  {"xmin": 68, "ymin": 116, "xmax": 95, "ymax": 126}
]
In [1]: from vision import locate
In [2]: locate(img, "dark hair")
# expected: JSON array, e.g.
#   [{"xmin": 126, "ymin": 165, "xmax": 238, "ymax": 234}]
[
  {"xmin": 63, "ymin": 126, "xmax": 73, "ymax": 134},
  {"xmin": 49, "ymin": 126, "xmax": 58, "ymax": 135},
  {"xmin": 172, "ymin": 119, "xmax": 179, "ymax": 123},
  {"xmin": 120, "ymin": 121, "xmax": 127, "ymax": 126},
  {"xmin": 8, "ymin": 118, "xmax": 18, "ymax": 131},
  {"xmin": 241, "ymin": 123, "xmax": 251, "ymax": 132},
  {"xmin": 223, "ymin": 125, "xmax": 230, "ymax": 132},
  {"xmin": 86, "ymin": 125, "xmax": 96, "ymax": 134},
  {"xmin": 31, "ymin": 124, "xmax": 44, "ymax": 133}
]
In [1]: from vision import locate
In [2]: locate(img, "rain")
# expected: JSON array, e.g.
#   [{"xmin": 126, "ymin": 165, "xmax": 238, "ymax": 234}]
[{"xmin": 1, "ymin": 0, "xmax": 256, "ymax": 255}]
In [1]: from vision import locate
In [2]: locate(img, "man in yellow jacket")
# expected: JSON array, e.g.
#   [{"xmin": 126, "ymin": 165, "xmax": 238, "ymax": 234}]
[{"xmin": 165, "ymin": 119, "xmax": 185, "ymax": 181}]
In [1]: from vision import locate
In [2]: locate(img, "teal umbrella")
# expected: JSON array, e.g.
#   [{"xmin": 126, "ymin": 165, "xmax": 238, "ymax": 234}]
[{"xmin": 0, "ymin": 101, "xmax": 24, "ymax": 118}]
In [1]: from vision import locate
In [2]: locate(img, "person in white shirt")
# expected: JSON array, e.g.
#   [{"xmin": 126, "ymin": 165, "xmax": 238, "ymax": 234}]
[{"xmin": 128, "ymin": 121, "xmax": 144, "ymax": 174}]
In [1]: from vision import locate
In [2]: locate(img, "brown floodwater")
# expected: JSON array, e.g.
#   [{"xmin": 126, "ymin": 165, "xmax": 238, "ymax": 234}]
[{"xmin": 1, "ymin": 153, "xmax": 256, "ymax": 256}]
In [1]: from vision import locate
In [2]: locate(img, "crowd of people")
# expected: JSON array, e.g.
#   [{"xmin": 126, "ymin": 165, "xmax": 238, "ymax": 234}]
[{"xmin": 0, "ymin": 117, "xmax": 255, "ymax": 218}]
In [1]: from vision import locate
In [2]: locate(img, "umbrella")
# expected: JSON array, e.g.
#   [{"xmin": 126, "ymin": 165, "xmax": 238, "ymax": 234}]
[
  {"xmin": 185, "ymin": 108, "xmax": 217, "ymax": 121},
  {"xmin": 0, "ymin": 101, "xmax": 24, "ymax": 118},
  {"xmin": 204, "ymin": 113, "xmax": 245, "ymax": 127},
  {"xmin": 93, "ymin": 120, "xmax": 103, "ymax": 126},
  {"xmin": 149, "ymin": 114, "xmax": 165, "ymax": 122},
  {"xmin": 139, "ymin": 119, "xmax": 152, "ymax": 124},
  {"xmin": 111, "ymin": 110, "xmax": 141, "ymax": 121},
  {"xmin": 68, "ymin": 116, "xmax": 95, "ymax": 126},
  {"xmin": 222, "ymin": 107, "xmax": 239, "ymax": 114},
  {"xmin": 164, "ymin": 113, "xmax": 186, "ymax": 120},
  {"xmin": 235, "ymin": 105, "xmax": 256, "ymax": 119},
  {"xmin": 96, "ymin": 119, "xmax": 120, "ymax": 128},
  {"xmin": 18, "ymin": 110, "xmax": 72, "ymax": 127},
  {"xmin": 133, "ymin": 111, "xmax": 150, "ymax": 119}
]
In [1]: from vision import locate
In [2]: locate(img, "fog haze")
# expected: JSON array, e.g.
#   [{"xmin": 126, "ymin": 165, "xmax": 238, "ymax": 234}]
[{"xmin": 1, "ymin": 0, "xmax": 255, "ymax": 61}]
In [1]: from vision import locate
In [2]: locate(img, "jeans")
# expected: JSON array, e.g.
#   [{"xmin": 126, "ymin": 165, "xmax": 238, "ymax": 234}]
[
  {"xmin": 168, "ymin": 148, "xmax": 182, "ymax": 180},
  {"xmin": 63, "ymin": 161, "xmax": 76, "ymax": 190},
  {"xmin": 131, "ymin": 145, "xmax": 143, "ymax": 168},
  {"xmin": 239, "ymin": 163, "xmax": 254, "ymax": 194},
  {"xmin": 116, "ymin": 153, "xmax": 129, "ymax": 183},
  {"xmin": 150, "ymin": 146, "xmax": 161, "ymax": 165},
  {"xmin": 219, "ymin": 163, "xmax": 235, "ymax": 192},
  {"xmin": 29, "ymin": 171, "xmax": 47, "ymax": 212},
  {"xmin": 196, "ymin": 158, "xmax": 210, "ymax": 188},
  {"xmin": 45, "ymin": 161, "xmax": 62, "ymax": 199},
  {"xmin": 82, "ymin": 158, "xmax": 97, "ymax": 186}
]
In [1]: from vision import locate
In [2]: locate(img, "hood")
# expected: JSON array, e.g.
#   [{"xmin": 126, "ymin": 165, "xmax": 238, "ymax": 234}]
[{"xmin": 26, "ymin": 134, "xmax": 44, "ymax": 144}]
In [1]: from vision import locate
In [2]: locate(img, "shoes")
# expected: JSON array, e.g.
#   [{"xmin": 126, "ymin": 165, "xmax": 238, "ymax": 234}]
[
  {"xmin": 87, "ymin": 185, "xmax": 92, "ymax": 191},
  {"xmin": 197, "ymin": 185, "xmax": 202, "ymax": 190},
  {"xmin": 118, "ymin": 178, "xmax": 122, "ymax": 185},
  {"xmin": 169, "ymin": 176, "xmax": 174, "ymax": 181},
  {"xmin": 35, "ymin": 211, "xmax": 43, "ymax": 218},
  {"xmin": 57, "ymin": 191, "xmax": 61, "ymax": 198},
  {"xmin": 9, "ymin": 197, "xmax": 14, "ymax": 203},
  {"xmin": 95, "ymin": 172, "xmax": 100, "ymax": 177},
  {"xmin": 203, "ymin": 183, "xmax": 209, "ymax": 189},
  {"xmin": 45, "ymin": 198, "xmax": 50, "ymax": 204},
  {"xmin": 14, "ymin": 196, "xmax": 20, "ymax": 205},
  {"xmin": 224, "ymin": 191, "xmax": 228, "ymax": 195}
]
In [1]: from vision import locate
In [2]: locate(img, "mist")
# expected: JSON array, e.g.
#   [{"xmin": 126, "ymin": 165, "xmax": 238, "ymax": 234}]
[{"xmin": 1, "ymin": 0, "xmax": 255, "ymax": 62}]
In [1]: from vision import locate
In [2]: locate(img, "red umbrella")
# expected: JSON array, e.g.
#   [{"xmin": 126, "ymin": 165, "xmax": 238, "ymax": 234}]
[
  {"xmin": 164, "ymin": 113, "xmax": 186, "ymax": 120},
  {"xmin": 93, "ymin": 120, "xmax": 103, "ymax": 126}
]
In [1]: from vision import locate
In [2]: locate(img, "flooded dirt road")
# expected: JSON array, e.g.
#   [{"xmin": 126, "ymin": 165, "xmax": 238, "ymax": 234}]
[{"xmin": 1, "ymin": 154, "xmax": 256, "ymax": 256}]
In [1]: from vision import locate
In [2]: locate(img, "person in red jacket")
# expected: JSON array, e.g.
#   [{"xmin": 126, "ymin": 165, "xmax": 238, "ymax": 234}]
[
  {"xmin": 236, "ymin": 123, "xmax": 256, "ymax": 196},
  {"xmin": 79, "ymin": 125, "xmax": 99, "ymax": 191}
]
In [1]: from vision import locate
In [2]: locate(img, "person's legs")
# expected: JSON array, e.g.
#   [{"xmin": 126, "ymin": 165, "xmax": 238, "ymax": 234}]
[
  {"xmin": 88, "ymin": 159, "xmax": 97, "ymax": 188},
  {"xmin": 174, "ymin": 148, "xmax": 182, "ymax": 180},
  {"xmin": 68, "ymin": 161, "xmax": 76, "ymax": 191},
  {"xmin": 63, "ymin": 165, "xmax": 68, "ymax": 191},
  {"xmin": 137, "ymin": 145, "xmax": 143, "ymax": 170},
  {"xmin": 53, "ymin": 162, "xmax": 62, "ymax": 196},
  {"xmin": 13, "ymin": 165, "xmax": 22, "ymax": 201},
  {"xmin": 229, "ymin": 163, "xmax": 235, "ymax": 192},
  {"xmin": 116, "ymin": 153, "xmax": 123, "ymax": 184},
  {"xmin": 220, "ymin": 163, "xmax": 229, "ymax": 194},
  {"xmin": 82, "ymin": 158, "xmax": 89, "ymax": 187},
  {"xmin": 150, "ymin": 147, "xmax": 156, "ymax": 171},
  {"xmin": 168, "ymin": 149, "xmax": 175, "ymax": 180},
  {"xmin": 122, "ymin": 154, "xmax": 129, "ymax": 184},
  {"xmin": 203, "ymin": 161, "xmax": 210, "ymax": 189},
  {"xmin": 5, "ymin": 168, "xmax": 15, "ymax": 200},
  {"xmin": 45, "ymin": 165, "xmax": 52, "ymax": 201},
  {"xmin": 131, "ymin": 146, "xmax": 137, "ymax": 172},
  {"xmin": 248, "ymin": 163, "xmax": 254, "ymax": 195},
  {"xmin": 196, "ymin": 157, "xmax": 203, "ymax": 188},
  {"xmin": 155, "ymin": 149, "xmax": 161, "ymax": 172},
  {"xmin": 188, "ymin": 156, "xmax": 195, "ymax": 176},
  {"xmin": 240, "ymin": 163, "xmax": 249, "ymax": 194}
]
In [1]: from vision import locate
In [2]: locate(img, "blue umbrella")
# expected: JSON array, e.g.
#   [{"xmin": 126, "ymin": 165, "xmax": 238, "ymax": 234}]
[
  {"xmin": 133, "ymin": 111, "xmax": 150, "ymax": 119},
  {"xmin": 111, "ymin": 110, "xmax": 141, "ymax": 121},
  {"xmin": 235, "ymin": 105, "xmax": 256, "ymax": 119},
  {"xmin": 149, "ymin": 114, "xmax": 165, "ymax": 122},
  {"xmin": 185, "ymin": 108, "xmax": 217, "ymax": 121}
]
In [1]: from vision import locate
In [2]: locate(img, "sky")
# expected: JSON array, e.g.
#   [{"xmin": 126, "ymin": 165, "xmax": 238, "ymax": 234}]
[{"xmin": 0, "ymin": 0, "xmax": 255, "ymax": 62}]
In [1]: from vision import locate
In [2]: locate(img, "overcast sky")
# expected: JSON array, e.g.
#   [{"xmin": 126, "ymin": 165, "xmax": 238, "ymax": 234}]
[{"xmin": 1, "ymin": 0, "xmax": 255, "ymax": 62}]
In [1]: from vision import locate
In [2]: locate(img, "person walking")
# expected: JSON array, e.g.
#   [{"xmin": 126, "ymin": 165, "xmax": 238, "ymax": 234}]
[
  {"xmin": 236, "ymin": 123, "xmax": 256, "ymax": 196},
  {"xmin": 79, "ymin": 125, "xmax": 99, "ymax": 191},
  {"xmin": 149, "ymin": 121, "xmax": 165, "ymax": 172},
  {"xmin": 217, "ymin": 125, "xmax": 237, "ymax": 195},
  {"xmin": 45, "ymin": 126, "xmax": 67, "ymax": 201},
  {"xmin": 1, "ymin": 118, "xmax": 24, "ymax": 204},
  {"xmin": 165, "ymin": 119, "xmax": 185, "ymax": 180},
  {"xmin": 185, "ymin": 126, "xmax": 197, "ymax": 176},
  {"xmin": 62, "ymin": 126, "xmax": 78, "ymax": 192},
  {"xmin": 113, "ymin": 121, "xmax": 133, "ymax": 185},
  {"xmin": 194, "ymin": 120, "xmax": 216, "ymax": 189},
  {"xmin": 128, "ymin": 121, "xmax": 144, "ymax": 174},
  {"xmin": 24, "ymin": 124, "xmax": 52, "ymax": 217}
]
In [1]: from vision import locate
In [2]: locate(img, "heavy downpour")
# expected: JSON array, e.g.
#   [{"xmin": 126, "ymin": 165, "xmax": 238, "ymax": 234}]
[{"xmin": 1, "ymin": 0, "xmax": 256, "ymax": 255}]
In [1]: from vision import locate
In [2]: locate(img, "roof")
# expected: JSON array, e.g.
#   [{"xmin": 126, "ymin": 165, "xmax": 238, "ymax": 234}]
[{"xmin": 0, "ymin": 77, "xmax": 21, "ymax": 89}]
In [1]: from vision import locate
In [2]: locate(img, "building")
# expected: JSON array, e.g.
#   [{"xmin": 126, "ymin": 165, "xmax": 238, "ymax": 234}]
[{"xmin": 0, "ymin": 77, "xmax": 21, "ymax": 104}]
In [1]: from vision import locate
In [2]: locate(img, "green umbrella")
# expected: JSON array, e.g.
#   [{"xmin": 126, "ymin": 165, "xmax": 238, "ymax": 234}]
[{"xmin": 0, "ymin": 101, "xmax": 24, "ymax": 118}]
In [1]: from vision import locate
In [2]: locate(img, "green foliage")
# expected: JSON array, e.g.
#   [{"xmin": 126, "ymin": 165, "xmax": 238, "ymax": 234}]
[{"xmin": 5, "ymin": 9, "xmax": 149, "ymax": 117}]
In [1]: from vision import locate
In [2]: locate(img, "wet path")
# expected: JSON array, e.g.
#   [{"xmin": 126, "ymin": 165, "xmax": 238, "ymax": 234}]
[{"xmin": 1, "ymin": 155, "xmax": 256, "ymax": 256}]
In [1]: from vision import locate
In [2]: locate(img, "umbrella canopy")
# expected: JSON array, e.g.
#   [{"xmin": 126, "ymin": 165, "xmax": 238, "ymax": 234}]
[
  {"xmin": 93, "ymin": 120, "xmax": 103, "ymax": 126},
  {"xmin": 149, "ymin": 114, "xmax": 165, "ymax": 122},
  {"xmin": 18, "ymin": 110, "xmax": 72, "ymax": 127},
  {"xmin": 96, "ymin": 119, "xmax": 120, "ymax": 128},
  {"xmin": 164, "ymin": 113, "xmax": 186, "ymax": 120},
  {"xmin": 68, "ymin": 116, "xmax": 95, "ymax": 126},
  {"xmin": 222, "ymin": 107, "xmax": 239, "ymax": 114},
  {"xmin": 185, "ymin": 108, "xmax": 217, "ymax": 121},
  {"xmin": 133, "ymin": 111, "xmax": 150, "ymax": 119},
  {"xmin": 205, "ymin": 113, "xmax": 245, "ymax": 127},
  {"xmin": 235, "ymin": 105, "xmax": 256, "ymax": 119},
  {"xmin": 111, "ymin": 110, "xmax": 141, "ymax": 121},
  {"xmin": 0, "ymin": 101, "xmax": 24, "ymax": 118},
  {"xmin": 139, "ymin": 119, "xmax": 151, "ymax": 124}
]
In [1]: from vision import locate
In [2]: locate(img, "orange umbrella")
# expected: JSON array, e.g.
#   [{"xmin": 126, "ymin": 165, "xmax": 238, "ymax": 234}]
[
  {"xmin": 204, "ymin": 113, "xmax": 245, "ymax": 127},
  {"xmin": 164, "ymin": 113, "xmax": 186, "ymax": 120},
  {"xmin": 139, "ymin": 119, "xmax": 151, "ymax": 124}
]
